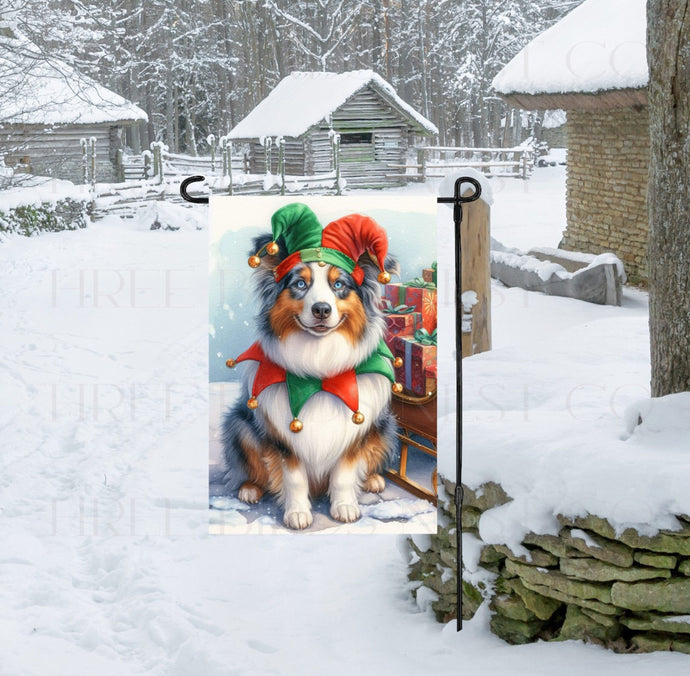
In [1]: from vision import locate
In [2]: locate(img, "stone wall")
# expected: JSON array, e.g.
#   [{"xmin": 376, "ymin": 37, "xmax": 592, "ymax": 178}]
[
  {"xmin": 408, "ymin": 478, "xmax": 690, "ymax": 654},
  {"xmin": 561, "ymin": 107, "xmax": 649, "ymax": 284}
]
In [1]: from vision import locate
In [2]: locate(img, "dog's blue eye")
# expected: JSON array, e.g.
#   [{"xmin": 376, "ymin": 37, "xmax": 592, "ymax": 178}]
[
  {"xmin": 295, "ymin": 279, "xmax": 307, "ymax": 289},
  {"xmin": 333, "ymin": 280, "xmax": 343, "ymax": 290}
]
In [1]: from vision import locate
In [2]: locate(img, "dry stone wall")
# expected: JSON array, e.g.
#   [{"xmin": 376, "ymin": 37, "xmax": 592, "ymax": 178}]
[
  {"xmin": 407, "ymin": 478, "xmax": 690, "ymax": 654},
  {"xmin": 561, "ymin": 108, "xmax": 649, "ymax": 284}
]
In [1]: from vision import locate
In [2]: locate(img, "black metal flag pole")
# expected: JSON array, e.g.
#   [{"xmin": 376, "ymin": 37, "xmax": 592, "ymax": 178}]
[
  {"xmin": 186, "ymin": 173, "xmax": 480, "ymax": 630},
  {"xmin": 438, "ymin": 176, "xmax": 482, "ymax": 632}
]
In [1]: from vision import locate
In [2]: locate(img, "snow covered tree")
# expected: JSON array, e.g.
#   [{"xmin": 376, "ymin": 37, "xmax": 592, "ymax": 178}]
[
  {"xmin": 263, "ymin": 0, "xmax": 363, "ymax": 72},
  {"xmin": 647, "ymin": 0, "xmax": 690, "ymax": 396},
  {"xmin": 2, "ymin": 0, "xmax": 584, "ymax": 156}
]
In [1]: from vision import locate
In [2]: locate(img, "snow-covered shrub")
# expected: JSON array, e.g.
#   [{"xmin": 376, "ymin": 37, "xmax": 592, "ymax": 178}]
[{"xmin": 0, "ymin": 198, "xmax": 89, "ymax": 237}]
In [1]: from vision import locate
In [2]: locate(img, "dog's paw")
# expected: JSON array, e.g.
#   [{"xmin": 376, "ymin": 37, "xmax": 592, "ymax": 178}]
[
  {"xmin": 363, "ymin": 473, "xmax": 386, "ymax": 493},
  {"xmin": 238, "ymin": 482, "xmax": 264, "ymax": 504},
  {"xmin": 330, "ymin": 502, "xmax": 361, "ymax": 523},
  {"xmin": 284, "ymin": 509, "xmax": 313, "ymax": 530}
]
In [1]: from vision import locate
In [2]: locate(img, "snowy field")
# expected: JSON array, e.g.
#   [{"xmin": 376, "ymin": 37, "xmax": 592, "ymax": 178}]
[{"xmin": 2, "ymin": 166, "xmax": 689, "ymax": 674}]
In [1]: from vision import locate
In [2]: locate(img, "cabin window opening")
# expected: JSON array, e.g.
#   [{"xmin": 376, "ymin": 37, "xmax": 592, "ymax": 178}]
[
  {"xmin": 340, "ymin": 132, "xmax": 373, "ymax": 145},
  {"xmin": 338, "ymin": 132, "xmax": 375, "ymax": 162}
]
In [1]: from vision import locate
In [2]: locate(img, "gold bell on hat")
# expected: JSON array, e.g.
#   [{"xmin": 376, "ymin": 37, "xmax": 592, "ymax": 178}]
[
  {"xmin": 392, "ymin": 382, "xmax": 403, "ymax": 394},
  {"xmin": 377, "ymin": 270, "xmax": 391, "ymax": 284},
  {"xmin": 393, "ymin": 357, "xmax": 403, "ymax": 368},
  {"xmin": 247, "ymin": 396, "xmax": 259, "ymax": 410},
  {"xmin": 266, "ymin": 241, "xmax": 279, "ymax": 255},
  {"xmin": 248, "ymin": 255, "xmax": 261, "ymax": 268},
  {"xmin": 352, "ymin": 411, "xmax": 365, "ymax": 425},
  {"xmin": 225, "ymin": 358, "xmax": 236, "ymax": 368},
  {"xmin": 289, "ymin": 418, "xmax": 303, "ymax": 433}
]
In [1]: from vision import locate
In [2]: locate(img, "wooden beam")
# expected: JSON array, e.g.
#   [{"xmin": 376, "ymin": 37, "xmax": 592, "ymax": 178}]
[{"xmin": 498, "ymin": 87, "xmax": 648, "ymax": 111}]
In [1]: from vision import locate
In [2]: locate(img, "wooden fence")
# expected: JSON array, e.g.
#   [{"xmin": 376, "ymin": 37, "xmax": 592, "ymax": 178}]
[
  {"xmin": 115, "ymin": 141, "xmax": 341, "ymax": 196},
  {"xmin": 109, "ymin": 141, "xmax": 532, "ymax": 199},
  {"xmin": 391, "ymin": 146, "xmax": 534, "ymax": 181},
  {"xmin": 117, "ymin": 146, "xmax": 247, "ymax": 183}
]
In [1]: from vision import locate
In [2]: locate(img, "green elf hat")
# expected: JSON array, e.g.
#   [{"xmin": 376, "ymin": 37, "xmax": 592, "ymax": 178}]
[{"xmin": 248, "ymin": 203, "xmax": 392, "ymax": 285}]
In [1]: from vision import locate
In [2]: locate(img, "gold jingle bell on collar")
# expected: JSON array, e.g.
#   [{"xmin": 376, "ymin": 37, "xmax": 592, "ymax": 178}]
[{"xmin": 289, "ymin": 418, "xmax": 303, "ymax": 433}]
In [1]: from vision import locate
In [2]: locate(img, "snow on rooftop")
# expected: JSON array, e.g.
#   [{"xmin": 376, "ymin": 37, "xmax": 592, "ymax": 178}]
[
  {"xmin": 0, "ymin": 33, "xmax": 147, "ymax": 126},
  {"xmin": 492, "ymin": 0, "xmax": 648, "ymax": 96},
  {"xmin": 229, "ymin": 70, "xmax": 438, "ymax": 139}
]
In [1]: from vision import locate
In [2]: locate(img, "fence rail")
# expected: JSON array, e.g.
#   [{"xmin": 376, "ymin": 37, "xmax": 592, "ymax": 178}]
[
  {"xmin": 109, "ymin": 141, "xmax": 533, "ymax": 199},
  {"xmin": 403, "ymin": 145, "xmax": 534, "ymax": 180},
  {"xmin": 118, "ymin": 148, "xmax": 247, "ymax": 182}
]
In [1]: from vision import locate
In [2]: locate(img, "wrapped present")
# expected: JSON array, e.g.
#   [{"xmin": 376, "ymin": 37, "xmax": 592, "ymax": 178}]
[
  {"xmin": 422, "ymin": 262, "xmax": 438, "ymax": 285},
  {"xmin": 384, "ymin": 312, "xmax": 423, "ymax": 342},
  {"xmin": 383, "ymin": 282, "xmax": 408, "ymax": 307},
  {"xmin": 403, "ymin": 285, "xmax": 437, "ymax": 333},
  {"xmin": 384, "ymin": 282, "xmax": 437, "ymax": 333},
  {"xmin": 425, "ymin": 364, "xmax": 437, "ymax": 394},
  {"xmin": 381, "ymin": 299, "xmax": 422, "ymax": 346},
  {"xmin": 392, "ymin": 335, "xmax": 437, "ymax": 396}
]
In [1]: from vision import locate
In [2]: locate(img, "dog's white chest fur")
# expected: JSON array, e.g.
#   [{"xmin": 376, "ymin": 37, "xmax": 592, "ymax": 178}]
[{"xmin": 247, "ymin": 364, "xmax": 391, "ymax": 479}]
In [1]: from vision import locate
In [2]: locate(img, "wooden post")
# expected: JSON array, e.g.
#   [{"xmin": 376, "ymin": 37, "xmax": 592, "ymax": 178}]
[
  {"xmin": 116, "ymin": 149, "xmax": 124, "ymax": 183},
  {"xmin": 209, "ymin": 134, "xmax": 216, "ymax": 173},
  {"xmin": 460, "ymin": 190, "xmax": 491, "ymax": 358},
  {"xmin": 80, "ymin": 138, "xmax": 88, "ymax": 185},
  {"xmin": 150, "ymin": 143, "xmax": 158, "ymax": 181},
  {"xmin": 221, "ymin": 137, "xmax": 228, "ymax": 177},
  {"xmin": 227, "ymin": 139, "xmax": 233, "ymax": 196},
  {"xmin": 278, "ymin": 137, "xmax": 286, "ymax": 196},
  {"xmin": 331, "ymin": 132, "xmax": 341, "ymax": 195},
  {"xmin": 144, "ymin": 151, "xmax": 152, "ymax": 179},
  {"xmin": 264, "ymin": 137, "xmax": 272, "ymax": 176},
  {"xmin": 89, "ymin": 137, "xmax": 96, "ymax": 189},
  {"xmin": 417, "ymin": 147, "xmax": 425, "ymax": 182},
  {"xmin": 152, "ymin": 143, "xmax": 164, "ymax": 184}
]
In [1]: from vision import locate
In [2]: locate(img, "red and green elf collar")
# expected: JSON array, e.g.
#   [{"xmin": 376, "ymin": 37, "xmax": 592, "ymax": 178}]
[
  {"xmin": 226, "ymin": 339, "xmax": 399, "ymax": 433},
  {"xmin": 248, "ymin": 203, "xmax": 392, "ymax": 286}
]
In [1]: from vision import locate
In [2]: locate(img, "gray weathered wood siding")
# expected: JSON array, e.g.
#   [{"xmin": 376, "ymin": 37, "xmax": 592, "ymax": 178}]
[
  {"xmin": 240, "ymin": 84, "xmax": 428, "ymax": 188},
  {"xmin": 327, "ymin": 86, "xmax": 408, "ymax": 187},
  {"xmin": 248, "ymin": 138, "xmax": 306, "ymax": 175},
  {"xmin": 0, "ymin": 124, "xmax": 122, "ymax": 183}
]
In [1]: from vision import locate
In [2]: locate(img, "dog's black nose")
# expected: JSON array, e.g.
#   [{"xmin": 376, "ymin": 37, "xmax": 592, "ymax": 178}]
[{"xmin": 311, "ymin": 302, "xmax": 332, "ymax": 321}]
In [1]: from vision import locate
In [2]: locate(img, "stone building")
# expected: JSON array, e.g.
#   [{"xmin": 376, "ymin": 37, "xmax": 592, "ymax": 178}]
[{"xmin": 492, "ymin": 0, "xmax": 650, "ymax": 282}]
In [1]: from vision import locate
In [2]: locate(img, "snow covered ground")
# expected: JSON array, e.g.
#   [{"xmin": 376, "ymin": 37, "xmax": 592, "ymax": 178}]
[{"xmin": 2, "ymin": 166, "xmax": 689, "ymax": 674}]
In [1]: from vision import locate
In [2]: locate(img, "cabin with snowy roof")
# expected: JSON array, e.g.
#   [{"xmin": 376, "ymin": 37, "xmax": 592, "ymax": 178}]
[
  {"xmin": 492, "ymin": 0, "xmax": 649, "ymax": 282},
  {"xmin": 228, "ymin": 70, "xmax": 438, "ymax": 189},
  {"xmin": 0, "ymin": 26, "xmax": 147, "ymax": 183}
]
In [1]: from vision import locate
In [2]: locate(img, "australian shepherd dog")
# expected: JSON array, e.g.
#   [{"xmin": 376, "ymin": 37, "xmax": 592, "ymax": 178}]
[{"xmin": 222, "ymin": 234, "xmax": 399, "ymax": 530}]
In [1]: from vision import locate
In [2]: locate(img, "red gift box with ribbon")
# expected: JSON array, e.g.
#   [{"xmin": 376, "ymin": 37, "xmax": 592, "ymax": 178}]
[
  {"xmin": 392, "ymin": 334, "xmax": 437, "ymax": 396},
  {"xmin": 381, "ymin": 299, "xmax": 422, "ymax": 348},
  {"xmin": 383, "ymin": 282, "xmax": 437, "ymax": 333}
]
